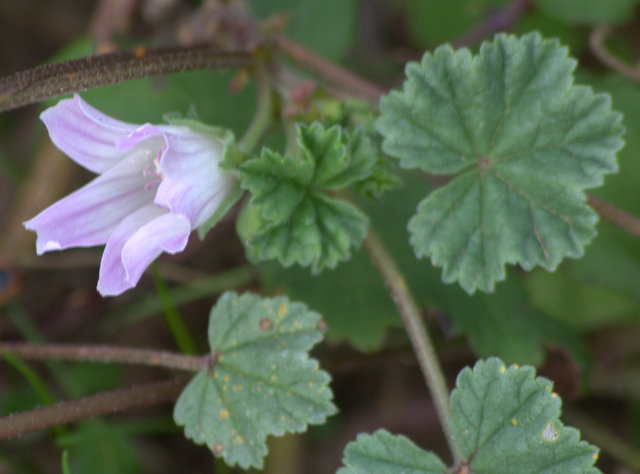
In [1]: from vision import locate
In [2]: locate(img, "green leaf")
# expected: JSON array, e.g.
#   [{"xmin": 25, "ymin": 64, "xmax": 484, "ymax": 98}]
[
  {"xmin": 338, "ymin": 429, "xmax": 448, "ymax": 474},
  {"xmin": 239, "ymin": 123, "xmax": 370, "ymax": 272},
  {"xmin": 173, "ymin": 292, "xmax": 336, "ymax": 469},
  {"xmin": 450, "ymin": 358, "xmax": 601, "ymax": 473},
  {"xmin": 377, "ymin": 32, "xmax": 624, "ymax": 294},
  {"xmin": 535, "ymin": 0, "xmax": 640, "ymax": 25}
]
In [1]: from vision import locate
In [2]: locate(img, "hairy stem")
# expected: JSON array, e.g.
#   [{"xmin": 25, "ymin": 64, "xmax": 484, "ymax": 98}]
[
  {"xmin": 362, "ymin": 229, "xmax": 463, "ymax": 463},
  {"xmin": 239, "ymin": 63, "xmax": 274, "ymax": 152},
  {"xmin": 0, "ymin": 342, "xmax": 208, "ymax": 372},
  {"xmin": 0, "ymin": 377, "xmax": 189, "ymax": 440},
  {"xmin": 0, "ymin": 45, "xmax": 253, "ymax": 113}
]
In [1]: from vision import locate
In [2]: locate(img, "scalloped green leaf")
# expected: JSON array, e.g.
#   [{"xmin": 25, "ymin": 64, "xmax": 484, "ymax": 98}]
[
  {"xmin": 377, "ymin": 32, "xmax": 624, "ymax": 294},
  {"xmin": 239, "ymin": 123, "xmax": 370, "ymax": 272},
  {"xmin": 450, "ymin": 358, "xmax": 600, "ymax": 473},
  {"xmin": 173, "ymin": 292, "xmax": 336, "ymax": 469},
  {"xmin": 338, "ymin": 429, "xmax": 448, "ymax": 474}
]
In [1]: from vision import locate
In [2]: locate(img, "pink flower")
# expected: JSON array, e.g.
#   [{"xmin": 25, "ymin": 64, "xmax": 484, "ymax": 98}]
[{"xmin": 24, "ymin": 95, "xmax": 236, "ymax": 296}]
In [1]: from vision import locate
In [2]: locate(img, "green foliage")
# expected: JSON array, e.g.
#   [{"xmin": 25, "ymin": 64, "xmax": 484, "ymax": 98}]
[
  {"xmin": 57, "ymin": 421, "xmax": 141, "ymax": 474},
  {"xmin": 247, "ymin": 0, "xmax": 356, "ymax": 61},
  {"xmin": 339, "ymin": 358, "xmax": 601, "ymax": 473},
  {"xmin": 377, "ymin": 32, "xmax": 624, "ymax": 294},
  {"xmin": 338, "ymin": 429, "xmax": 448, "ymax": 474},
  {"xmin": 535, "ymin": 0, "xmax": 640, "ymax": 25},
  {"xmin": 451, "ymin": 358, "xmax": 600, "ymax": 472},
  {"xmin": 238, "ymin": 123, "xmax": 371, "ymax": 272},
  {"xmin": 259, "ymin": 252, "xmax": 401, "ymax": 351},
  {"xmin": 173, "ymin": 292, "xmax": 335, "ymax": 469},
  {"xmin": 397, "ymin": 0, "xmax": 510, "ymax": 47}
]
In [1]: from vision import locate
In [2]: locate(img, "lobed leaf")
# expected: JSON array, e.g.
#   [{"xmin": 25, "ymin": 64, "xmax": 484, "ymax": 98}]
[
  {"xmin": 239, "ymin": 122, "xmax": 371, "ymax": 272},
  {"xmin": 450, "ymin": 358, "xmax": 600, "ymax": 473},
  {"xmin": 377, "ymin": 32, "xmax": 624, "ymax": 294},
  {"xmin": 339, "ymin": 358, "xmax": 600, "ymax": 473},
  {"xmin": 173, "ymin": 292, "xmax": 336, "ymax": 469}
]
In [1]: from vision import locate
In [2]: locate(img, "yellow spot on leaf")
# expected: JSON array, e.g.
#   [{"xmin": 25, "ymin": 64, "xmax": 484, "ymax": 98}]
[
  {"xmin": 220, "ymin": 410, "xmax": 229, "ymax": 420},
  {"xmin": 499, "ymin": 365, "xmax": 506, "ymax": 374},
  {"xmin": 278, "ymin": 304, "xmax": 287, "ymax": 318},
  {"xmin": 224, "ymin": 374, "xmax": 229, "ymax": 382},
  {"xmin": 593, "ymin": 453, "xmax": 598, "ymax": 461},
  {"xmin": 511, "ymin": 418, "xmax": 517, "ymax": 426}
]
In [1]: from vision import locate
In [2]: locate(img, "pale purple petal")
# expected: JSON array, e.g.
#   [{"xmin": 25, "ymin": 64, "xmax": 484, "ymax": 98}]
[
  {"xmin": 97, "ymin": 206, "xmax": 191, "ymax": 296},
  {"xmin": 40, "ymin": 94, "xmax": 139, "ymax": 173},
  {"xmin": 116, "ymin": 123, "xmax": 165, "ymax": 151},
  {"xmin": 154, "ymin": 128, "xmax": 235, "ymax": 227},
  {"xmin": 23, "ymin": 148, "xmax": 158, "ymax": 254}
]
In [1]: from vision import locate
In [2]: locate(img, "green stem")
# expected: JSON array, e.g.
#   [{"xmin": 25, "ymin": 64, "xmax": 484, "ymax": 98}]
[
  {"xmin": 362, "ymin": 229, "xmax": 464, "ymax": 463},
  {"xmin": 152, "ymin": 264, "xmax": 198, "ymax": 355},
  {"xmin": 239, "ymin": 63, "xmax": 274, "ymax": 153}
]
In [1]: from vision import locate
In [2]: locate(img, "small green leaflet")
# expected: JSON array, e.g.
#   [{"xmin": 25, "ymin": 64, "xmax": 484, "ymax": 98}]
[
  {"xmin": 339, "ymin": 358, "xmax": 600, "ymax": 473},
  {"xmin": 238, "ymin": 122, "xmax": 372, "ymax": 272},
  {"xmin": 173, "ymin": 292, "xmax": 336, "ymax": 469},
  {"xmin": 377, "ymin": 32, "xmax": 624, "ymax": 294}
]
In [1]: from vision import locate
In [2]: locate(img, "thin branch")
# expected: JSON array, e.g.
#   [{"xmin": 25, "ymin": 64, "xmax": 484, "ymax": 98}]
[
  {"xmin": 0, "ymin": 342, "xmax": 208, "ymax": 372},
  {"xmin": 588, "ymin": 194, "xmax": 640, "ymax": 238},
  {"xmin": 362, "ymin": 229, "xmax": 463, "ymax": 463},
  {"xmin": 0, "ymin": 377, "xmax": 189, "ymax": 439},
  {"xmin": 275, "ymin": 36, "xmax": 384, "ymax": 106},
  {"xmin": 0, "ymin": 45, "xmax": 254, "ymax": 113},
  {"xmin": 590, "ymin": 26, "xmax": 640, "ymax": 82}
]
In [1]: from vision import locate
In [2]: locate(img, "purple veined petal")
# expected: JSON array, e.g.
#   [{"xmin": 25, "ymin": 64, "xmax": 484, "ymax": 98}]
[
  {"xmin": 97, "ymin": 205, "xmax": 191, "ymax": 296},
  {"xmin": 40, "ymin": 94, "xmax": 139, "ymax": 173},
  {"xmin": 116, "ymin": 123, "xmax": 164, "ymax": 152},
  {"xmin": 23, "ymin": 147, "xmax": 159, "ymax": 254},
  {"xmin": 154, "ymin": 127, "xmax": 235, "ymax": 227}
]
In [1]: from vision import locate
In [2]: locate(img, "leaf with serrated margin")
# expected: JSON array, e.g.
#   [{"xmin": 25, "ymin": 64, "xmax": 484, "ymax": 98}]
[
  {"xmin": 239, "ymin": 122, "xmax": 370, "ymax": 272},
  {"xmin": 338, "ymin": 429, "xmax": 448, "ymax": 474},
  {"xmin": 450, "ymin": 358, "xmax": 600, "ymax": 473},
  {"xmin": 173, "ymin": 292, "xmax": 336, "ymax": 470},
  {"xmin": 377, "ymin": 32, "xmax": 624, "ymax": 294}
]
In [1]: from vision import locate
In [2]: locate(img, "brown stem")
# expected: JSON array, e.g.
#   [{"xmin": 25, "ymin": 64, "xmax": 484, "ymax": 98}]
[
  {"xmin": 274, "ymin": 36, "xmax": 384, "ymax": 105},
  {"xmin": 588, "ymin": 194, "xmax": 640, "ymax": 238},
  {"xmin": 590, "ymin": 26, "xmax": 640, "ymax": 82},
  {"xmin": 0, "ymin": 377, "xmax": 189, "ymax": 439},
  {"xmin": 0, "ymin": 342, "xmax": 208, "ymax": 372},
  {"xmin": 0, "ymin": 45, "xmax": 254, "ymax": 113}
]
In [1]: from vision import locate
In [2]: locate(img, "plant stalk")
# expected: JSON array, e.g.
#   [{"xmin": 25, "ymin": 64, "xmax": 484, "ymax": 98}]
[
  {"xmin": 362, "ymin": 229, "xmax": 464, "ymax": 463},
  {"xmin": 0, "ymin": 342, "xmax": 208, "ymax": 372}
]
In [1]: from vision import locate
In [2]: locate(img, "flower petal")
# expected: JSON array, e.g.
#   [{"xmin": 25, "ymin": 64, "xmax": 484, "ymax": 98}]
[
  {"xmin": 23, "ymin": 148, "xmax": 157, "ymax": 254},
  {"xmin": 40, "ymin": 94, "xmax": 139, "ymax": 173},
  {"xmin": 97, "ymin": 205, "xmax": 191, "ymax": 296},
  {"xmin": 155, "ymin": 127, "xmax": 236, "ymax": 227}
]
